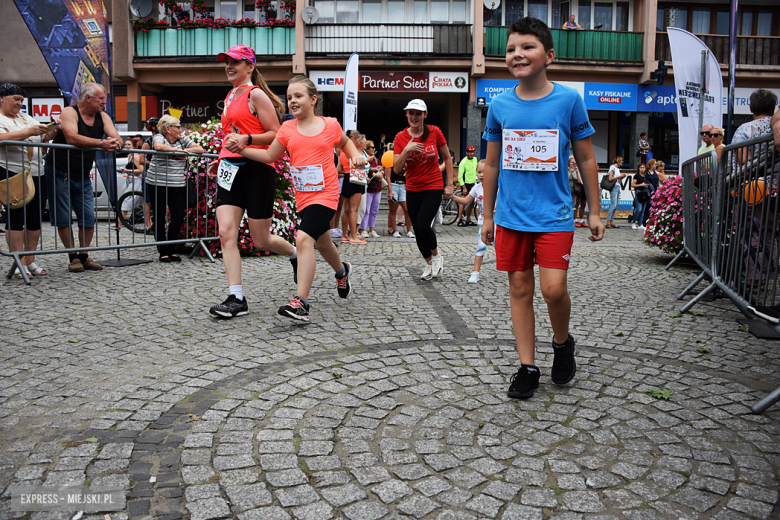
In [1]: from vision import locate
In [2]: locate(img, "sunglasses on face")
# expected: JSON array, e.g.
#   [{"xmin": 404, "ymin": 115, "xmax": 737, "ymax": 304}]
[
  {"xmin": 700, "ymin": 131, "xmax": 711, "ymax": 136},
  {"xmin": 710, "ymin": 133, "xmax": 722, "ymax": 137}
]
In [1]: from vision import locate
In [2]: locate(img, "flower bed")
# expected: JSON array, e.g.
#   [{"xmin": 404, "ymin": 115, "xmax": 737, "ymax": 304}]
[
  {"xmin": 643, "ymin": 176, "xmax": 683, "ymax": 254},
  {"xmin": 181, "ymin": 118, "xmax": 298, "ymax": 257}
]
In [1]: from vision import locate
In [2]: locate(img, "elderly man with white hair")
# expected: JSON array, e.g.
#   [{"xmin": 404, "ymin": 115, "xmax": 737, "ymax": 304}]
[{"xmin": 45, "ymin": 82, "xmax": 123, "ymax": 273}]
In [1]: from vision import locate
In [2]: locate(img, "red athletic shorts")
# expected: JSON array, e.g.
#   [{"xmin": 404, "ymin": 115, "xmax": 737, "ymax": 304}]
[{"xmin": 495, "ymin": 225, "xmax": 574, "ymax": 271}]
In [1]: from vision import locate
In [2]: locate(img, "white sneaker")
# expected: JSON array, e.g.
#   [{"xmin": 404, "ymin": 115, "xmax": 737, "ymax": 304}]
[
  {"xmin": 360, "ymin": 230, "xmax": 369, "ymax": 238},
  {"xmin": 640, "ymin": 225, "xmax": 646, "ymax": 230},
  {"xmin": 421, "ymin": 263, "xmax": 433, "ymax": 281},
  {"xmin": 369, "ymin": 230, "xmax": 380, "ymax": 238},
  {"xmin": 393, "ymin": 231, "xmax": 402, "ymax": 238},
  {"xmin": 632, "ymin": 223, "xmax": 637, "ymax": 230},
  {"xmin": 468, "ymin": 271, "xmax": 480, "ymax": 284},
  {"xmin": 431, "ymin": 256, "xmax": 443, "ymax": 278},
  {"xmin": 407, "ymin": 231, "xmax": 415, "ymax": 238}
]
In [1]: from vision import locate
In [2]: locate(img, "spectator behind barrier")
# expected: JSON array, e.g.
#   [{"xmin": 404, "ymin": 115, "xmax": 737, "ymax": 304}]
[
  {"xmin": 698, "ymin": 124, "xmax": 714, "ymax": 155},
  {"xmin": 733, "ymin": 89, "xmax": 778, "ymax": 165},
  {"xmin": 45, "ymin": 82, "xmax": 123, "ymax": 273},
  {"xmin": 0, "ymin": 82, "xmax": 60, "ymax": 278},
  {"xmin": 147, "ymin": 114, "xmax": 203, "ymax": 263}
]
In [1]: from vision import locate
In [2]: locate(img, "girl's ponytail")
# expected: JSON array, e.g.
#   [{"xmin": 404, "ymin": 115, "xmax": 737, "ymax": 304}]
[{"xmin": 251, "ymin": 68, "xmax": 284, "ymax": 124}]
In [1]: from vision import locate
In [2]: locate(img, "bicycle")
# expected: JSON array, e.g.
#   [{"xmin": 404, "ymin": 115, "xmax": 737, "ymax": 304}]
[
  {"xmin": 117, "ymin": 190, "xmax": 149, "ymax": 233},
  {"xmin": 441, "ymin": 197, "xmax": 460, "ymax": 225}
]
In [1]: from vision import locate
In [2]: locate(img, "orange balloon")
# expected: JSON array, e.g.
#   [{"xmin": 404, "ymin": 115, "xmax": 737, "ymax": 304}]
[
  {"xmin": 745, "ymin": 179, "xmax": 765, "ymax": 206},
  {"xmin": 381, "ymin": 150, "xmax": 394, "ymax": 168}
]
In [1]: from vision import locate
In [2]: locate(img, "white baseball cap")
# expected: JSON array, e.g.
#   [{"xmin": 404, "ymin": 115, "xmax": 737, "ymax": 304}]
[{"xmin": 403, "ymin": 99, "xmax": 427, "ymax": 112}]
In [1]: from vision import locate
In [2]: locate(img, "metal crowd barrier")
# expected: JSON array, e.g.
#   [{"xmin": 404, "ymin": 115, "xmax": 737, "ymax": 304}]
[
  {"xmin": 1, "ymin": 140, "xmax": 219, "ymax": 284},
  {"xmin": 674, "ymin": 135, "xmax": 779, "ymax": 413},
  {"xmin": 669, "ymin": 150, "xmax": 719, "ymax": 312}
]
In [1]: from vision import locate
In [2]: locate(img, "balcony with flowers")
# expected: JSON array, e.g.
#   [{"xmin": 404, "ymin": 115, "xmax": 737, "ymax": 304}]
[{"xmin": 134, "ymin": 0, "xmax": 296, "ymax": 57}]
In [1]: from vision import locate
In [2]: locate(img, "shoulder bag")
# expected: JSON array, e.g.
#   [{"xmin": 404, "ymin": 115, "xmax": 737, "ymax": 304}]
[
  {"xmin": 600, "ymin": 175, "xmax": 617, "ymax": 192},
  {"xmin": 0, "ymin": 144, "xmax": 35, "ymax": 210}
]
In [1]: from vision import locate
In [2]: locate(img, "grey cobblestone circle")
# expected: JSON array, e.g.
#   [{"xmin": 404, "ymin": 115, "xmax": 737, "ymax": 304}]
[
  {"xmin": 177, "ymin": 342, "xmax": 778, "ymax": 520},
  {"xmin": 1, "ymin": 223, "xmax": 779, "ymax": 519}
]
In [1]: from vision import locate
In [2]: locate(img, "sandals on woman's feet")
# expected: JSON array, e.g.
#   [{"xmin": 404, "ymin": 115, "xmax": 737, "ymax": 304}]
[
  {"xmin": 12, "ymin": 266, "xmax": 31, "ymax": 279},
  {"xmin": 27, "ymin": 262, "xmax": 47, "ymax": 276},
  {"xmin": 170, "ymin": 255, "xmax": 182, "ymax": 263}
]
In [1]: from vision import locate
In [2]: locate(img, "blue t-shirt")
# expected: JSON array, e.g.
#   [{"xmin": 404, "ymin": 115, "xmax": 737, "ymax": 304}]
[{"xmin": 482, "ymin": 83, "xmax": 594, "ymax": 232}]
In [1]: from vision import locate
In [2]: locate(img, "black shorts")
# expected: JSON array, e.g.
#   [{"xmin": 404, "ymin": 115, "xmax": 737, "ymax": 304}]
[
  {"xmin": 341, "ymin": 174, "xmax": 366, "ymax": 198},
  {"xmin": 215, "ymin": 159, "xmax": 276, "ymax": 219},
  {"xmin": 298, "ymin": 204, "xmax": 336, "ymax": 240},
  {"xmin": 464, "ymin": 183, "xmax": 475, "ymax": 195}
]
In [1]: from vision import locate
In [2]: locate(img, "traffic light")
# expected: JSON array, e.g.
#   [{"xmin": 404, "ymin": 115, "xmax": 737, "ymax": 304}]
[{"xmin": 650, "ymin": 60, "xmax": 668, "ymax": 86}]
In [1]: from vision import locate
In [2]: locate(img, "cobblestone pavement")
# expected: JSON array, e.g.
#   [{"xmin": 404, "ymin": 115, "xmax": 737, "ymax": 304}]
[{"xmin": 1, "ymin": 213, "xmax": 779, "ymax": 520}]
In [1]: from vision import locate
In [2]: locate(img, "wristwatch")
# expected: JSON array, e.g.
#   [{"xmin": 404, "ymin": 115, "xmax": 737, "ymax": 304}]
[{"xmin": 246, "ymin": 134, "xmax": 253, "ymax": 146}]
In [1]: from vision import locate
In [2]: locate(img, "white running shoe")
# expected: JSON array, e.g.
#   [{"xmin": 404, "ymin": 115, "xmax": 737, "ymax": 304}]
[
  {"xmin": 632, "ymin": 223, "xmax": 637, "ymax": 230},
  {"xmin": 431, "ymin": 256, "xmax": 443, "ymax": 278},
  {"xmin": 393, "ymin": 231, "xmax": 402, "ymax": 238},
  {"xmin": 468, "ymin": 271, "xmax": 480, "ymax": 283},
  {"xmin": 421, "ymin": 263, "xmax": 433, "ymax": 281},
  {"xmin": 369, "ymin": 230, "xmax": 381, "ymax": 238},
  {"xmin": 640, "ymin": 225, "xmax": 646, "ymax": 231},
  {"xmin": 360, "ymin": 230, "xmax": 369, "ymax": 238},
  {"xmin": 407, "ymin": 231, "xmax": 415, "ymax": 238}
]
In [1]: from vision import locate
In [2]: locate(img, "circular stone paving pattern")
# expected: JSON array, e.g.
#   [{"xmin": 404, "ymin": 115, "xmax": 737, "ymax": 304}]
[{"xmin": 181, "ymin": 343, "xmax": 778, "ymax": 520}]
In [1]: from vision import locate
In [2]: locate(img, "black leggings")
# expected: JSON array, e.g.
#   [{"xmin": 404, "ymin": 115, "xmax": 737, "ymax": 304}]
[
  {"xmin": 147, "ymin": 184, "xmax": 187, "ymax": 257},
  {"xmin": 406, "ymin": 189, "xmax": 442, "ymax": 259}
]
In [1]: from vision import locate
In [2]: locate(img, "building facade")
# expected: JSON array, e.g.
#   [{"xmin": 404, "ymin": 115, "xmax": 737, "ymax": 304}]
[{"xmin": 3, "ymin": 0, "xmax": 779, "ymax": 169}]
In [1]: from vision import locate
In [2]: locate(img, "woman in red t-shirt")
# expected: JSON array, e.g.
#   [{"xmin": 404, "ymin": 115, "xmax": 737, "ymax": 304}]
[
  {"xmin": 206, "ymin": 45, "xmax": 296, "ymax": 320},
  {"xmin": 393, "ymin": 99, "xmax": 454, "ymax": 281}
]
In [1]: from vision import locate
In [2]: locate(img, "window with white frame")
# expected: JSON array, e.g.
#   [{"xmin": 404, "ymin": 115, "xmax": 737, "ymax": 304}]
[
  {"xmin": 315, "ymin": 0, "xmax": 470, "ymax": 23},
  {"xmin": 484, "ymin": 0, "xmax": 630, "ymax": 29}
]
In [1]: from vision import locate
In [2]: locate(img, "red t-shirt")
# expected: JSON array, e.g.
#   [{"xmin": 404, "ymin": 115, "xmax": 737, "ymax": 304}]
[
  {"xmin": 275, "ymin": 117, "xmax": 343, "ymax": 211},
  {"xmin": 393, "ymin": 125, "xmax": 447, "ymax": 191}
]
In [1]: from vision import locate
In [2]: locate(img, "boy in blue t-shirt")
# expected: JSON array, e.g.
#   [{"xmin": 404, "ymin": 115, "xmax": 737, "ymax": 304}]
[{"xmin": 481, "ymin": 17, "xmax": 604, "ymax": 399}]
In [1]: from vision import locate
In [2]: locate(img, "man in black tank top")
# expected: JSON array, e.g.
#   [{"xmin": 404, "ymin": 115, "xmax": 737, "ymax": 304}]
[{"xmin": 44, "ymin": 82, "xmax": 123, "ymax": 273}]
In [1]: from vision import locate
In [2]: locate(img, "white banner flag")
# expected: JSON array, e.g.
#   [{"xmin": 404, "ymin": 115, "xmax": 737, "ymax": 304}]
[
  {"xmin": 343, "ymin": 53, "xmax": 359, "ymax": 132},
  {"xmin": 667, "ymin": 28, "xmax": 723, "ymax": 165}
]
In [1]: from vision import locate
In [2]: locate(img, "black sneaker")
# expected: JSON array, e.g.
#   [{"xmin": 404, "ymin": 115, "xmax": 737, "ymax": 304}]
[
  {"xmin": 209, "ymin": 294, "xmax": 249, "ymax": 318},
  {"xmin": 290, "ymin": 257, "xmax": 298, "ymax": 284},
  {"xmin": 507, "ymin": 366, "xmax": 540, "ymax": 399},
  {"xmin": 278, "ymin": 296, "xmax": 310, "ymax": 321},
  {"xmin": 551, "ymin": 334, "xmax": 577, "ymax": 385},
  {"xmin": 336, "ymin": 262, "xmax": 352, "ymax": 298}
]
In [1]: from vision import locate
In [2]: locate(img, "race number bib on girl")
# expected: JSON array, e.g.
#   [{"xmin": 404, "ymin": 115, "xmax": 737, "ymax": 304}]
[
  {"xmin": 502, "ymin": 129, "xmax": 559, "ymax": 171},
  {"xmin": 291, "ymin": 165, "xmax": 325, "ymax": 192}
]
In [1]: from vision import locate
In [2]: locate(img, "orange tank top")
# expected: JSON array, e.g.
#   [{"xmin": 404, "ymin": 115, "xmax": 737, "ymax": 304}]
[{"xmin": 219, "ymin": 85, "xmax": 271, "ymax": 160}]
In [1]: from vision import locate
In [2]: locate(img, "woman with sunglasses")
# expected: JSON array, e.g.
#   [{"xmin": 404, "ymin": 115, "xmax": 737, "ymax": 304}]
[
  {"xmin": 393, "ymin": 99, "xmax": 454, "ymax": 280},
  {"xmin": 710, "ymin": 127, "xmax": 726, "ymax": 161}
]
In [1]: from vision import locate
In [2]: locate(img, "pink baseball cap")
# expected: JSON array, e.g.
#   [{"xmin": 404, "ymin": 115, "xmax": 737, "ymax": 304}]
[{"xmin": 217, "ymin": 45, "xmax": 256, "ymax": 65}]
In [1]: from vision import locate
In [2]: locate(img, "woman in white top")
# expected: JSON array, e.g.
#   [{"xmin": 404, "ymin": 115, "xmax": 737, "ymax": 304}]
[
  {"xmin": 711, "ymin": 127, "xmax": 726, "ymax": 162},
  {"xmin": 606, "ymin": 156, "xmax": 626, "ymax": 229},
  {"xmin": 0, "ymin": 83, "xmax": 59, "ymax": 277}
]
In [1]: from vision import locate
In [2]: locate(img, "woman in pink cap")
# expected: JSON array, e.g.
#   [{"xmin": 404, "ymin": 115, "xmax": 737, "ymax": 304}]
[{"xmin": 207, "ymin": 44, "xmax": 297, "ymax": 319}]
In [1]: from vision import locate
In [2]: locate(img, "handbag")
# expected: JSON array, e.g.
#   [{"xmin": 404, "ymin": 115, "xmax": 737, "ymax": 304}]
[
  {"xmin": 636, "ymin": 149, "xmax": 641, "ymax": 157},
  {"xmin": 0, "ymin": 145, "xmax": 35, "ymax": 210},
  {"xmin": 600, "ymin": 176, "xmax": 617, "ymax": 191},
  {"xmin": 349, "ymin": 167, "xmax": 368, "ymax": 186},
  {"xmin": 636, "ymin": 188, "xmax": 651, "ymax": 203}
]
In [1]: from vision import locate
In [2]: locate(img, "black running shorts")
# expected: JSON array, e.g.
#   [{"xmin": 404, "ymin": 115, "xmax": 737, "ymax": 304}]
[{"xmin": 216, "ymin": 159, "xmax": 276, "ymax": 219}]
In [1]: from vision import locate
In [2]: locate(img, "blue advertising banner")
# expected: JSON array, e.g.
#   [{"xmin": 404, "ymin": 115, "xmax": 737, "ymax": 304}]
[
  {"xmin": 583, "ymin": 83, "xmax": 637, "ymax": 111},
  {"xmin": 637, "ymin": 85, "xmax": 678, "ymax": 113},
  {"xmin": 13, "ymin": 0, "xmax": 112, "ymax": 111},
  {"xmin": 475, "ymin": 80, "xmax": 515, "ymax": 106},
  {"xmin": 13, "ymin": 0, "xmax": 116, "ymax": 206}
]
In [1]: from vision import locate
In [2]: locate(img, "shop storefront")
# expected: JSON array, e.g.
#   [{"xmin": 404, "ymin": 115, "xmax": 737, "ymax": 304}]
[{"xmin": 310, "ymin": 70, "xmax": 470, "ymax": 155}]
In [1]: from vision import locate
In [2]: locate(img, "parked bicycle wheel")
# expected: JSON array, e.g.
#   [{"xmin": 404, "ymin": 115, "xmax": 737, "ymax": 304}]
[
  {"xmin": 117, "ymin": 191, "xmax": 147, "ymax": 233},
  {"xmin": 441, "ymin": 197, "xmax": 459, "ymax": 225}
]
